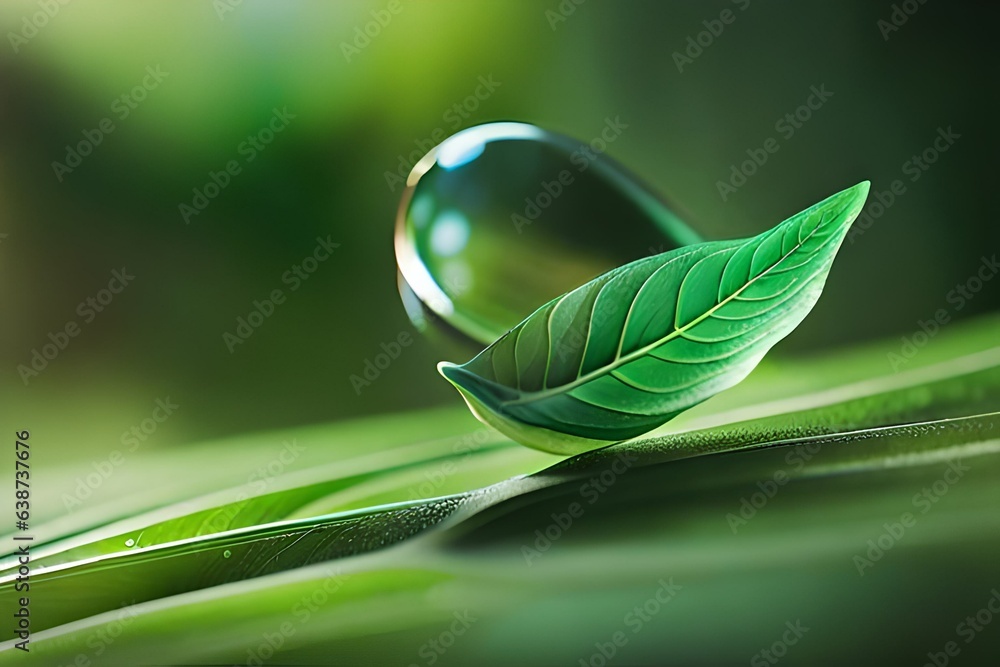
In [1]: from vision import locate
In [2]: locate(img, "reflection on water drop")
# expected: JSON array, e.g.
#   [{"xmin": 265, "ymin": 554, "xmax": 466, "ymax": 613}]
[
  {"xmin": 125, "ymin": 538, "xmax": 135, "ymax": 548},
  {"xmin": 223, "ymin": 549, "xmax": 232, "ymax": 559},
  {"xmin": 429, "ymin": 210, "xmax": 470, "ymax": 257},
  {"xmin": 395, "ymin": 122, "xmax": 701, "ymax": 346}
]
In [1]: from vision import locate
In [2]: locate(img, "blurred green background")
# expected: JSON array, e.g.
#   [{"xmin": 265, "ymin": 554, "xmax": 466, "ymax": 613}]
[{"xmin": 1, "ymin": 0, "xmax": 996, "ymax": 459}]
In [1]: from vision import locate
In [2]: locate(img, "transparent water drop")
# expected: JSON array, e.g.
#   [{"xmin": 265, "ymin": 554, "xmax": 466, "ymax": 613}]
[
  {"xmin": 124, "ymin": 538, "xmax": 135, "ymax": 547},
  {"xmin": 223, "ymin": 549, "xmax": 232, "ymax": 558},
  {"xmin": 395, "ymin": 122, "xmax": 701, "ymax": 346}
]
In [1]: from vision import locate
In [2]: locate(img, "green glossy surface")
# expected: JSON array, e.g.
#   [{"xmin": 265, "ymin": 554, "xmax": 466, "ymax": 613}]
[
  {"xmin": 395, "ymin": 122, "xmax": 701, "ymax": 346},
  {"xmin": 440, "ymin": 182, "xmax": 871, "ymax": 452},
  {"xmin": 3, "ymin": 316, "xmax": 998, "ymax": 662}
]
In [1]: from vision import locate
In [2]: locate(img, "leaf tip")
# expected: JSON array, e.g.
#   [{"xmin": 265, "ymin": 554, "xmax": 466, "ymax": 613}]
[
  {"xmin": 437, "ymin": 361, "xmax": 460, "ymax": 384},
  {"xmin": 825, "ymin": 180, "xmax": 870, "ymax": 229},
  {"xmin": 845, "ymin": 180, "xmax": 871, "ymax": 222}
]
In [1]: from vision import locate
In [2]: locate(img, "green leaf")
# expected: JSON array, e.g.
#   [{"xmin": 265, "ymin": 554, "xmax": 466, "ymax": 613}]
[
  {"xmin": 16, "ymin": 411, "xmax": 1000, "ymax": 664},
  {"xmin": 438, "ymin": 182, "xmax": 871, "ymax": 453},
  {"xmin": 4, "ymin": 317, "xmax": 998, "ymax": 641}
]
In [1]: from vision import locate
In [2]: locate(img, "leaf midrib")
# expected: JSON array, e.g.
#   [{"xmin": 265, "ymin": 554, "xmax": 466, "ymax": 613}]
[{"xmin": 501, "ymin": 207, "xmax": 838, "ymax": 407}]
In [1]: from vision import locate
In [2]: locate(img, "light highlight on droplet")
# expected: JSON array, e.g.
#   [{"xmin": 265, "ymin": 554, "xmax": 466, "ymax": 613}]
[
  {"xmin": 395, "ymin": 122, "xmax": 701, "ymax": 346},
  {"xmin": 430, "ymin": 211, "xmax": 470, "ymax": 257}
]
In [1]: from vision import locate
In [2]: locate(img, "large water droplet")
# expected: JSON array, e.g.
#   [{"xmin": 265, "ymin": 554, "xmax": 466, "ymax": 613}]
[{"xmin": 395, "ymin": 122, "xmax": 701, "ymax": 346}]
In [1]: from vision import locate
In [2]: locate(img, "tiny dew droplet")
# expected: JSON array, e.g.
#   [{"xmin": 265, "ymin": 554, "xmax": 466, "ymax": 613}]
[
  {"xmin": 395, "ymin": 122, "xmax": 701, "ymax": 346},
  {"xmin": 223, "ymin": 549, "xmax": 232, "ymax": 558},
  {"xmin": 125, "ymin": 538, "xmax": 135, "ymax": 547}
]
